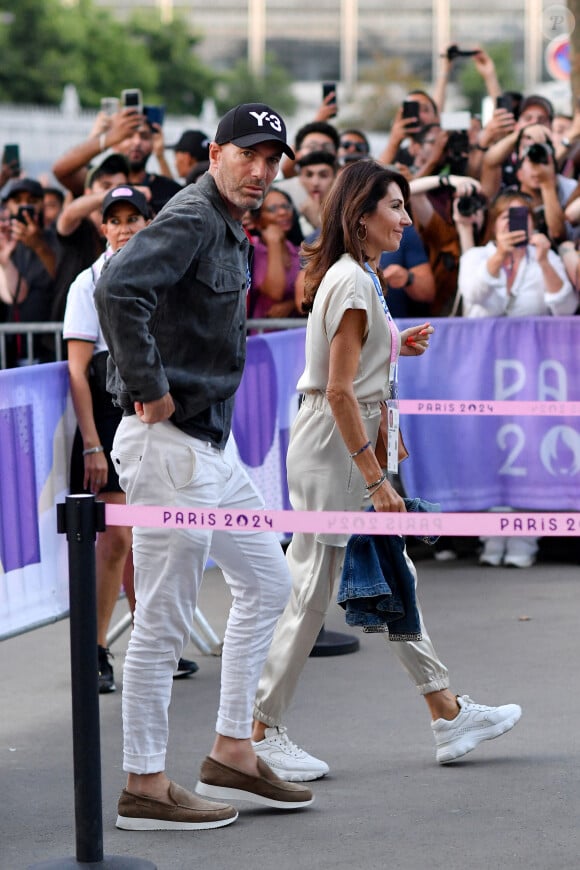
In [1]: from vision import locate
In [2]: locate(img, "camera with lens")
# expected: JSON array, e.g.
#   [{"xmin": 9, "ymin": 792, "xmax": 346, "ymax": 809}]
[
  {"xmin": 444, "ymin": 44, "xmax": 479, "ymax": 61},
  {"xmin": 456, "ymin": 189, "xmax": 487, "ymax": 217},
  {"xmin": 524, "ymin": 142, "xmax": 552, "ymax": 165},
  {"xmin": 445, "ymin": 130, "xmax": 470, "ymax": 175}
]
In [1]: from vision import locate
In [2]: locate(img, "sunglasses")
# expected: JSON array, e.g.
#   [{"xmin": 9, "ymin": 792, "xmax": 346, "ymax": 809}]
[
  {"xmin": 340, "ymin": 140, "xmax": 368, "ymax": 153},
  {"xmin": 263, "ymin": 203, "xmax": 293, "ymax": 213}
]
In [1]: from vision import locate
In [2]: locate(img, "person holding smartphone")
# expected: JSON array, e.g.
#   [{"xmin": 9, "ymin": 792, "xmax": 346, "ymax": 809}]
[
  {"xmin": 0, "ymin": 178, "xmax": 60, "ymax": 365},
  {"xmin": 458, "ymin": 189, "xmax": 577, "ymax": 567},
  {"xmin": 52, "ymin": 94, "xmax": 181, "ymax": 214}
]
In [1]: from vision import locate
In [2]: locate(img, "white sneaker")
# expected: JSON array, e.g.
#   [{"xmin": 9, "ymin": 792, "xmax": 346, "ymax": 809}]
[
  {"xmin": 252, "ymin": 726, "xmax": 329, "ymax": 782},
  {"xmin": 432, "ymin": 695, "xmax": 522, "ymax": 764},
  {"xmin": 503, "ymin": 553, "xmax": 536, "ymax": 568},
  {"xmin": 478, "ymin": 536, "xmax": 506, "ymax": 567},
  {"xmin": 503, "ymin": 535, "xmax": 538, "ymax": 568},
  {"xmin": 433, "ymin": 549, "xmax": 457, "ymax": 562}
]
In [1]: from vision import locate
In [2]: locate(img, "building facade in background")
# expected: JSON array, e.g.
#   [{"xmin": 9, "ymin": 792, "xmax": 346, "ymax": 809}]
[{"xmin": 95, "ymin": 0, "xmax": 534, "ymax": 85}]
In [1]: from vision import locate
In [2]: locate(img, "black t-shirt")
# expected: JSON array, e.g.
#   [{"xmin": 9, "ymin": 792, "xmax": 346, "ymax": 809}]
[
  {"xmin": 52, "ymin": 219, "xmax": 105, "ymax": 321},
  {"xmin": 142, "ymin": 173, "xmax": 182, "ymax": 214}
]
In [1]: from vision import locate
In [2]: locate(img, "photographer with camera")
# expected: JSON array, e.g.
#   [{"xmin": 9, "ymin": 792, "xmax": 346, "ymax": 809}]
[
  {"xmin": 0, "ymin": 178, "xmax": 60, "ymax": 365},
  {"xmin": 513, "ymin": 126, "xmax": 576, "ymax": 245},
  {"xmin": 458, "ymin": 188, "xmax": 576, "ymax": 567},
  {"xmin": 481, "ymin": 94, "xmax": 555, "ymax": 197},
  {"xmin": 408, "ymin": 172, "xmax": 486, "ymax": 316}
]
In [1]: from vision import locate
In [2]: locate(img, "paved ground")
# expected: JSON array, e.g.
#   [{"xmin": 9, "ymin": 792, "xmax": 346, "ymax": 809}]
[{"xmin": 2, "ymin": 546, "xmax": 579, "ymax": 870}]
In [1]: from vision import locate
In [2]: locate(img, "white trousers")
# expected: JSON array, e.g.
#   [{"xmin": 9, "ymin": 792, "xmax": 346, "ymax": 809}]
[{"xmin": 112, "ymin": 416, "xmax": 291, "ymax": 774}]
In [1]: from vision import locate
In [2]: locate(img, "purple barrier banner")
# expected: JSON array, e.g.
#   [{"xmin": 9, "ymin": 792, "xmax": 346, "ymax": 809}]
[
  {"xmin": 1, "ymin": 317, "xmax": 577, "ymax": 637},
  {"xmin": 397, "ymin": 317, "xmax": 580, "ymax": 511},
  {"xmin": 0, "ymin": 363, "xmax": 74, "ymax": 639},
  {"xmin": 234, "ymin": 317, "xmax": 580, "ymax": 513},
  {"xmin": 233, "ymin": 328, "xmax": 306, "ymax": 513}
]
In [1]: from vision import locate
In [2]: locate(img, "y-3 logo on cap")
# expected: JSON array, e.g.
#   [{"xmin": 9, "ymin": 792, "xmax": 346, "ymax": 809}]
[{"xmin": 248, "ymin": 111, "xmax": 282, "ymax": 132}]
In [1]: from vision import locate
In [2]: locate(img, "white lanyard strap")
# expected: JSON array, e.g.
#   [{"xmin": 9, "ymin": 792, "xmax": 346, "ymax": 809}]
[{"xmin": 364, "ymin": 262, "xmax": 399, "ymax": 393}]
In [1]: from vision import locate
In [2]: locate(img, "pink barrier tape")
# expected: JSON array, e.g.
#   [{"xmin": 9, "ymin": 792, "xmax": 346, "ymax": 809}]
[
  {"xmin": 105, "ymin": 505, "xmax": 580, "ymax": 537},
  {"xmin": 398, "ymin": 400, "xmax": 580, "ymax": 416}
]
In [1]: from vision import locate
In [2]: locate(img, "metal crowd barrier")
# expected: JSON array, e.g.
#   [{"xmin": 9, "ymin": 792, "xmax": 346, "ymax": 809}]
[
  {"xmin": 0, "ymin": 319, "xmax": 306, "ymax": 369},
  {"xmin": 0, "ymin": 321, "xmax": 65, "ymax": 368}
]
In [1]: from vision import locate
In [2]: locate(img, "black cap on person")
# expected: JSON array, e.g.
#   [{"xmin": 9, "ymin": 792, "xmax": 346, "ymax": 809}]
[{"xmin": 214, "ymin": 103, "xmax": 295, "ymax": 159}]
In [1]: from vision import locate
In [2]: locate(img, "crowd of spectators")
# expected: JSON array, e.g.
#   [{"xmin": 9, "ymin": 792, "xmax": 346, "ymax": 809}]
[
  {"xmin": 1, "ymin": 49, "xmax": 578, "ymax": 570},
  {"xmin": 2, "ymin": 49, "xmax": 579, "ymax": 360}
]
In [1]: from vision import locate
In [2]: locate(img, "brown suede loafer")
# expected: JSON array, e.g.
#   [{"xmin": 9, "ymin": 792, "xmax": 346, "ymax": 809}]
[
  {"xmin": 116, "ymin": 780, "xmax": 238, "ymax": 830},
  {"xmin": 195, "ymin": 755, "xmax": 314, "ymax": 809}
]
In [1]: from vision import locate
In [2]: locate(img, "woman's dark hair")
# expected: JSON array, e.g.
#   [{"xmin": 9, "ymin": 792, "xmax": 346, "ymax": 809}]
[
  {"xmin": 408, "ymin": 89, "xmax": 439, "ymax": 119},
  {"xmin": 250, "ymin": 187, "xmax": 303, "ymax": 246},
  {"xmin": 484, "ymin": 189, "xmax": 533, "ymax": 245},
  {"xmin": 301, "ymin": 159, "xmax": 410, "ymax": 312}
]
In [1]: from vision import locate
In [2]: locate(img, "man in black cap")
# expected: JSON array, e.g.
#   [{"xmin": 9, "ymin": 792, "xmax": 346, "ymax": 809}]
[
  {"xmin": 95, "ymin": 103, "xmax": 314, "ymax": 833},
  {"xmin": 0, "ymin": 178, "xmax": 60, "ymax": 364},
  {"xmin": 169, "ymin": 129, "xmax": 210, "ymax": 182}
]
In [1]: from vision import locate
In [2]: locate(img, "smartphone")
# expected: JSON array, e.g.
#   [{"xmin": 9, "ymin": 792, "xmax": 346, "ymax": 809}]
[
  {"xmin": 15, "ymin": 204, "xmax": 36, "ymax": 224},
  {"xmin": 121, "ymin": 88, "xmax": 143, "ymax": 114},
  {"xmin": 508, "ymin": 206, "xmax": 529, "ymax": 246},
  {"xmin": 144, "ymin": 105, "xmax": 165, "ymax": 127},
  {"xmin": 322, "ymin": 82, "xmax": 337, "ymax": 117},
  {"xmin": 101, "ymin": 97, "xmax": 120, "ymax": 116},
  {"xmin": 402, "ymin": 100, "xmax": 420, "ymax": 122},
  {"xmin": 2, "ymin": 143, "xmax": 20, "ymax": 174},
  {"xmin": 440, "ymin": 110, "xmax": 471, "ymax": 131},
  {"xmin": 496, "ymin": 94, "xmax": 514, "ymax": 114}
]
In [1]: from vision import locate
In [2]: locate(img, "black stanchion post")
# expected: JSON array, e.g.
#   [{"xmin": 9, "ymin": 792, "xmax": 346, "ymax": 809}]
[
  {"xmin": 309, "ymin": 625, "xmax": 360, "ymax": 657},
  {"xmin": 28, "ymin": 494, "xmax": 156, "ymax": 870}
]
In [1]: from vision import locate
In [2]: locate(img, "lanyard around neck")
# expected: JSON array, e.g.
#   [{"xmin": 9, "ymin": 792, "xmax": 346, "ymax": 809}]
[{"xmin": 364, "ymin": 262, "xmax": 399, "ymax": 387}]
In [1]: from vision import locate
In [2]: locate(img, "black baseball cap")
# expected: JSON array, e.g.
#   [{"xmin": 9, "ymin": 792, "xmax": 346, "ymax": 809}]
[
  {"xmin": 2, "ymin": 177, "xmax": 44, "ymax": 202},
  {"xmin": 215, "ymin": 103, "xmax": 295, "ymax": 159},
  {"xmin": 87, "ymin": 153, "xmax": 130, "ymax": 187},
  {"xmin": 101, "ymin": 185, "xmax": 150, "ymax": 219},
  {"xmin": 170, "ymin": 130, "xmax": 210, "ymax": 160}
]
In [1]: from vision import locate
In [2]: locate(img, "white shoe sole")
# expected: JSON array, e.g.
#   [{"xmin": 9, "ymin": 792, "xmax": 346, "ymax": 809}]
[
  {"xmin": 267, "ymin": 768, "xmax": 327, "ymax": 782},
  {"xmin": 478, "ymin": 554, "xmax": 503, "ymax": 567},
  {"xmin": 195, "ymin": 780, "xmax": 314, "ymax": 809},
  {"xmin": 503, "ymin": 557, "xmax": 536, "ymax": 568},
  {"xmin": 436, "ymin": 708, "xmax": 522, "ymax": 764},
  {"xmin": 115, "ymin": 811, "xmax": 238, "ymax": 830},
  {"xmin": 253, "ymin": 755, "xmax": 329, "ymax": 782}
]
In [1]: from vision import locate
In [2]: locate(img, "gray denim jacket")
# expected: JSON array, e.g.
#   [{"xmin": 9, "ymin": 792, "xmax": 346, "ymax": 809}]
[{"xmin": 94, "ymin": 173, "xmax": 250, "ymax": 447}]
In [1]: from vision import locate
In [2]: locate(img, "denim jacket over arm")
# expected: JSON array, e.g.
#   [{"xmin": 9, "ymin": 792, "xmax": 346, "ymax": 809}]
[
  {"xmin": 94, "ymin": 173, "xmax": 250, "ymax": 447},
  {"xmin": 337, "ymin": 498, "xmax": 440, "ymax": 640}
]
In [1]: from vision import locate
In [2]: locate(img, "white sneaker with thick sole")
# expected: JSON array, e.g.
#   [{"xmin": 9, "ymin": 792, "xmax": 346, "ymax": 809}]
[
  {"xmin": 252, "ymin": 726, "xmax": 329, "ymax": 782},
  {"xmin": 432, "ymin": 695, "xmax": 522, "ymax": 764},
  {"xmin": 479, "ymin": 537, "xmax": 506, "ymax": 567}
]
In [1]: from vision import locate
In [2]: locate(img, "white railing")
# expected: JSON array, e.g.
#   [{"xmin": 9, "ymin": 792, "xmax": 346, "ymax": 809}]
[{"xmin": 0, "ymin": 319, "xmax": 307, "ymax": 369}]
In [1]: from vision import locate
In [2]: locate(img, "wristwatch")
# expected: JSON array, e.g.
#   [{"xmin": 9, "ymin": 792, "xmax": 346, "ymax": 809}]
[
  {"xmin": 561, "ymin": 137, "xmax": 571, "ymax": 149},
  {"xmin": 405, "ymin": 270, "xmax": 415, "ymax": 287}
]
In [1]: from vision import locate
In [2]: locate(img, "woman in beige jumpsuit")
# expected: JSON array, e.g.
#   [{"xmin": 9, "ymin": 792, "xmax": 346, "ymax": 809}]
[{"xmin": 252, "ymin": 160, "xmax": 522, "ymax": 780}]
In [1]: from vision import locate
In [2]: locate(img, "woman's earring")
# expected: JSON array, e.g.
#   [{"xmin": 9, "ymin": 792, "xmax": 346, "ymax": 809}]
[{"xmin": 357, "ymin": 223, "xmax": 367, "ymax": 242}]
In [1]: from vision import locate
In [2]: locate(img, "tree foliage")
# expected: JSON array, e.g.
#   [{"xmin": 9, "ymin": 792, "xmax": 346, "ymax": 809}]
[
  {"xmin": 0, "ymin": 0, "xmax": 215, "ymax": 112},
  {"xmin": 214, "ymin": 54, "xmax": 297, "ymax": 117}
]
